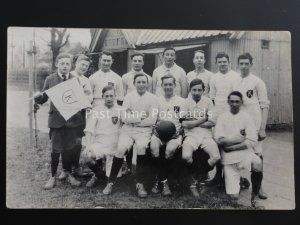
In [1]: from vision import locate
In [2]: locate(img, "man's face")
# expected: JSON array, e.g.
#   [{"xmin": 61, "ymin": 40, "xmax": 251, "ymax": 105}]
[
  {"xmin": 75, "ymin": 60, "xmax": 90, "ymax": 75},
  {"xmin": 190, "ymin": 84, "xmax": 204, "ymax": 101},
  {"xmin": 132, "ymin": 55, "xmax": 144, "ymax": 71},
  {"xmin": 56, "ymin": 57, "xmax": 72, "ymax": 75},
  {"xmin": 228, "ymin": 95, "xmax": 242, "ymax": 114},
  {"xmin": 193, "ymin": 51, "xmax": 205, "ymax": 68},
  {"xmin": 162, "ymin": 78, "xmax": 175, "ymax": 97},
  {"xmin": 238, "ymin": 58, "xmax": 252, "ymax": 76},
  {"xmin": 100, "ymin": 54, "xmax": 113, "ymax": 72},
  {"xmin": 163, "ymin": 50, "xmax": 176, "ymax": 65},
  {"xmin": 216, "ymin": 57, "xmax": 229, "ymax": 73},
  {"xmin": 103, "ymin": 89, "xmax": 115, "ymax": 108},
  {"xmin": 134, "ymin": 75, "xmax": 148, "ymax": 95}
]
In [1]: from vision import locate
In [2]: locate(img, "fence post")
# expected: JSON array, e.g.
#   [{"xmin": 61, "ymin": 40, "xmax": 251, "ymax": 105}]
[{"xmin": 28, "ymin": 40, "xmax": 34, "ymax": 147}]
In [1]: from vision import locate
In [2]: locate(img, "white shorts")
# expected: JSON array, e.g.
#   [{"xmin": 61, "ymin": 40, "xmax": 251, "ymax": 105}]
[
  {"xmin": 151, "ymin": 134, "xmax": 183, "ymax": 147},
  {"xmin": 183, "ymin": 135, "xmax": 214, "ymax": 151},
  {"xmin": 118, "ymin": 129, "xmax": 152, "ymax": 155},
  {"xmin": 91, "ymin": 135, "xmax": 118, "ymax": 160},
  {"xmin": 223, "ymin": 152, "xmax": 260, "ymax": 195}
]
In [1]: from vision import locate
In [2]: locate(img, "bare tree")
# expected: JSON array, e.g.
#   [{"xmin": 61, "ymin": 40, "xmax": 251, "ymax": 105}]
[{"xmin": 49, "ymin": 28, "xmax": 70, "ymax": 70}]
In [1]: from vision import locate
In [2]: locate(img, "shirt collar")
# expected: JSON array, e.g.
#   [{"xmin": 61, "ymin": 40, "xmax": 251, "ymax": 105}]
[
  {"xmin": 131, "ymin": 69, "xmax": 144, "ymax": 74},
  {"xmin": 162, "ymin": 62, "xmax": 176, "ymax": 70},
  {"xmin": 57, "ymin": 71, "xmax": 70, "ymax": 80}
]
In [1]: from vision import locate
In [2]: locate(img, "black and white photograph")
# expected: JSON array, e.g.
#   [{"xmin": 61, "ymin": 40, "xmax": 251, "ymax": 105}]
[{"xmin": 6, "ymin": 27, "xmax": 294, "ymax": 209}]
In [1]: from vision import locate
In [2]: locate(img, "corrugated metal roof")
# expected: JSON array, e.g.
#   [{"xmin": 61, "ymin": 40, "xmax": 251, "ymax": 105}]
[
  {"xmin": 136, "ymin": 30, "xmax": 244, "ymax": 45},
  {"xmin": 121, "ymin": 29, "xmax": 142, "ymax": 48}
]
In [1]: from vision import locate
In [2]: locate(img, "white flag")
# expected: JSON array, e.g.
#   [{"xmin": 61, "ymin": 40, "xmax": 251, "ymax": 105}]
[{"xmin": 45, "ymin": 78, "xmax": 92, "ymax": 120}]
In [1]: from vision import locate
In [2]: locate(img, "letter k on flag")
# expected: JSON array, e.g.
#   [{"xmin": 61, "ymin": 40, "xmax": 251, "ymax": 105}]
[{"xmin": 45, "ymin": 78, "xmax": 92, "ymax": 120}]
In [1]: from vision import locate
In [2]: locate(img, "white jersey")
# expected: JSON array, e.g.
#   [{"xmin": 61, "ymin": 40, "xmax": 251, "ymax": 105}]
[
  {"xmin": 184, "ymin": 96, "xmax": 214, "ymax": 138},
  {"xmin": 209, "ymin": 70, "xmax": 239, "ymax": 105},
  {"xmin": 156, "ymin": 95, "xmax": 186, "ymax": 132},
  {"xmin": 84, "ymin": 104, "xmax": 121, "ymax": 137},
  {"xmin": 71, "ymin": 71, "xmax": 93, "ymax": 103},
  {"xmin": 187, "ymin": 69, "xmax": 213, "ymax": 97},
  {"xmin": 122, "ymin": 69, "xmax": 152, "ymax": 95},
  {"xmin": 120, "ymin": 90, "xmax": 158, "ymax": 133},
  {"xmin": 214, "ymin": 110, "xmax": 258, "ymax": 165},
  {"xmin": 152, "ymin": 63, "xmax": 187, "ymax": 97},
  {"xmin": 89, "ymin": 69, "xmax": 124, "ymax": 107},
  {"xmin": 232, "ymin": 73, "xmax": 270, "ymax": 129}
]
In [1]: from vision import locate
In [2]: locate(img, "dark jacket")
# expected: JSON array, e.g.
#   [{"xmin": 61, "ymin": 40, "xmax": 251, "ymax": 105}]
[{"xmin": 37, "ymin": 72, "xmax": 85, "ymax": 129}]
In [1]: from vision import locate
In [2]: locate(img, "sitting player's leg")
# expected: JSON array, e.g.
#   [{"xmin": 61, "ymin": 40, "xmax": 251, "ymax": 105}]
[
  {"xmin": 158, "ymin": 139, "xmax": 180, "ymax": 196},
  {"xmin": 150, "ymin": 135, "xmax": 162, "ymax": 194},
  {"xmin": 103, "ymin": 133, "xmax": 132, "ymax": 195},
  {"xmin": 85, "ymin": 143, "xmax": 106, "ymax": 187},
  {"xmin": 202, "ymin": 138, "xmax": 221, "ymax": 171},
  {"xmin": 182, "ymin": 137, "xmax": 200, "ymax": 197},
  {"xmin": 134, "ymin": 135, "xmax": 151, "ymax": 198}
]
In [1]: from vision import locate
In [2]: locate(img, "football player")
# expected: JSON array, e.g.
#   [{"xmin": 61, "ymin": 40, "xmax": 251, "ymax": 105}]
[
  {"xmin": 214, "ymin": 91, "xmax": 264, "ymax": 208},
  {"xmin": 83, "ymin": 86, "xmax": 122, "ymax": 187},
  {"xmin": 181, "ymin": 78, "xmax": 220, "ymax": 197},
  {"xmin": 102, "ymin": 73, "xmax": 158, "ymax": 198},
  {"xmin": 150, "ymin": 74, "xmax": 186, "ymax": 196},
  {"xmin": 152, "ymin": 47, "xmax": 188, "ymax": 98},
  {"xmin": 187, "ymin": 50, "xmax": 213, "ymax": 97},
  {"xmin": 89, "ymin": 51, "xmax": 124, "ymax": 107}
]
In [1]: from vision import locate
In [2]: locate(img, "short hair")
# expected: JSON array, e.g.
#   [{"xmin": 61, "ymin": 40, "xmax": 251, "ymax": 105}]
[
  {"xmin": 163, "ymin": 47, "xmax": 176, "ymax": 55},
  {"xmin": 76, "ymin": 54, "xmax": 91, "ymax": 63},
  {"xmin": 102, "ymin": 85, "xmax": 115, "ymax": 95},
  {"xmin": 215, "ymin": 52, "xmax": 230, "ymax": 63},
  {"xmin": 55, "ymin": 53, "xmax": 73, "ymax": 64},
  {"xmin": 161, "ymin": 73, "xmax": 176, "ymax": 85},
  {"xmin": 99, "ymin": 50, "xmax": 114, "ymax": 60},
  {"xmin": 227, "ymin": 91, "xmax": 243, "ymax": 101},
  {"xmin": 130, "ymin": 52, "xmax": 144, "ymax": 60},
  {"xmin": 237, "ymin": 52, "xmax": 253, "ymax": 64},
  {"xmin": 133, "ymin": 73, "xmax": 149, "ymax": 84},
  {"xmin": 193, "ymin": 50, "xmax": 205, "ymax": 58},
  {"xmin": 189, "ymin": 78, "xmax": 205, "ymax": 90}
]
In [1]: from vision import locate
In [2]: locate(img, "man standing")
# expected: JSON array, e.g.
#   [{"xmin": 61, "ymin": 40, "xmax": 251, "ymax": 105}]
[
  {"xmin": 89, "ymin": 51, "xmax": 124, "ymax": 107},
  {"xmin": 150, "ymin": 74, "xmax": 186, "ymax": 196},
  {"xmin": 63, "ymin": 54, "xmax": 93, "ymax": 178},
  {"xmin": 152, "ymin": 47, "xmax": 188, "ymax": 98},
  {"xmin": 214, "ymin": 91, "xmax": 264, "ymax": 208},
  {"xmin": 232, "ymin": 53, "xmax": 270, "ymax": 199},
  {"xmin": 102, "ymin": 73, "xmax": 158, "ymax": 198},
  {"xmin": 187, "ymin": 50, "xmax": 213, "ymax": 97},
  {"xmin": 34, "ymin": 53, "xmax": 83, "ymax": 189},
  {"xmin": 122, "ymin": 52, "xmax": 152, "ymax": 95},
  {"xmin": 181, "ymin": 78, "xmax": 220, "ymax": 197}
]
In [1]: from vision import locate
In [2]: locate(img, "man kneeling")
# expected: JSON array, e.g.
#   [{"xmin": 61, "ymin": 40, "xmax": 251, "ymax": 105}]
[
  {"xmin": 84, "ymin": 86, "xmax": 122, "ymax": 187},
  {"xmin": 214, "ymin": 91, "xmax": 263, "ymax": 208}
]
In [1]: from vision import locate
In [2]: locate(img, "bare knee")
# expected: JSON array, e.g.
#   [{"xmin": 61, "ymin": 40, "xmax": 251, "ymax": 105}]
[
  {"xmin": 115, "ymin": 146, "xmax": 128, "ymax": 158},
  {"xmin": 150, "ymin": 140, "xmax": 160, "ymax": 158},
  {"xmin": 252, "ymin": 156, "xmax": 262, "ymax": 172},
  {"xmin": 165, "ymin": 144, "xmax": 178, "ymax": 159}
]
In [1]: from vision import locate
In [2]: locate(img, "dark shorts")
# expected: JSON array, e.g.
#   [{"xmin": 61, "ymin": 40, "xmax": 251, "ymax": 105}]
[{"xmin": 50, "ymin": 127, "xmax": 78, "ymax": 153}]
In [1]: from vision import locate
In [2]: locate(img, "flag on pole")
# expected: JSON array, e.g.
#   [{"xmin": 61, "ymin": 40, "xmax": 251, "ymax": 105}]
[{"xmin": 45, "ymin": 78, "xmax": 92, "ymax": 120}]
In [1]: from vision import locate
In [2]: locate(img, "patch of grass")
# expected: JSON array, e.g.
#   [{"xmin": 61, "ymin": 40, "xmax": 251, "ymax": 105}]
[{"xmin": 6, "ymin": 127, "xmax": 250, "ymax": 209}]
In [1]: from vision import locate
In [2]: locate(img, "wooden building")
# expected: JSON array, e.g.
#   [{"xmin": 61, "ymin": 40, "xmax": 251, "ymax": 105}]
[{"xmin": 89, "ymin": 30, "xmax": 292, "ymax": 126}]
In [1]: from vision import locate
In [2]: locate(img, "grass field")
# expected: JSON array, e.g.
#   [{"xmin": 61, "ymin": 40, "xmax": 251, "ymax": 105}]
[{"xmin": 6, "ymin": 127, "xmax": 251, "ymax": 209}]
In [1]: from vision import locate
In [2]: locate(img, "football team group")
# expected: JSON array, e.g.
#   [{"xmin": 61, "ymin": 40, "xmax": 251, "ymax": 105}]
[{"xmin": 34, "ymin": 47, "xmax": 269, "ymax": 208}]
